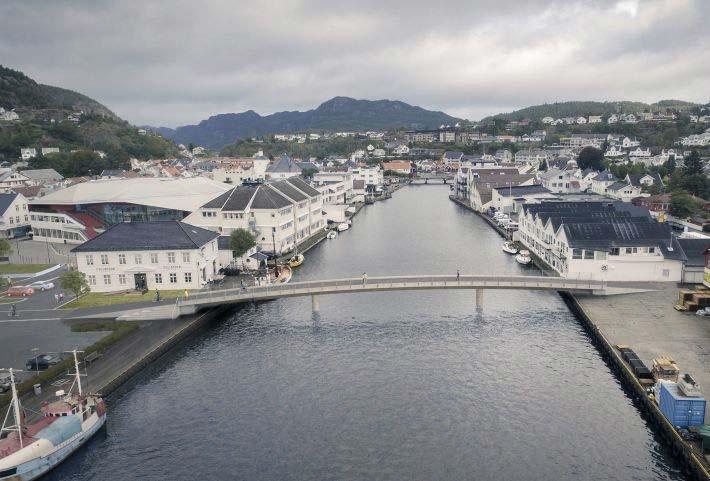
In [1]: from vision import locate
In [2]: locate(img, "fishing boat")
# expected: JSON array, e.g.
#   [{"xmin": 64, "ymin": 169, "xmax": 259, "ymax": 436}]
[
  {"xmin": 288, "ymin": 253, "xmax": 304, "ymax": 268},
  {"xmin": 326, "ymin": 230, "xmax": 337, "ymax": 239},
  {"xmin": 0, "ymin": 351, "xmax": 106, "ymax": 481},
  {"xmin": 515, "ymin": 250, "xmax": 532, "ymax": 265},
  {"xmin": 337, "ymin": 222, "xmax": 350, "ymax": 232},
  {"xmin": 502, "ymin": 241, "xmax": 518, "ymax": 255},
  {"xmin": 271, "ymin": 264, "xmax": 292, "ymax": 283}
]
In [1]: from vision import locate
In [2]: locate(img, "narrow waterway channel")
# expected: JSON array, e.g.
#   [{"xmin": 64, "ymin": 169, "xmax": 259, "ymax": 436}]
[{"xmin": 48, "ymin": 185, "xmax": 686, "ymax": 481}]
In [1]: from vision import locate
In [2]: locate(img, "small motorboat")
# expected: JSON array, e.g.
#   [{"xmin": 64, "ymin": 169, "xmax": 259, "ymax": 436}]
[
  {"xmin": 502, "ymin": 241, "xmax": 518, "ymax": 255},
  {"xmin": 326, "ymin": 230, "xmax": 337, "ymax": 239},
  {"xmin": 271, "ymin": 264, "xmax": 292, "ymax": 283},
  {"xmin": 515, "ymin": 250, "xmax": 532, "ymax": 265},
  {"xmin": 288, "ymin": 253, "xmax": 304, "ymax": 268},
  {"xmin": 337, "ymin": 222, "xmax": 350, "ymax": 232}
]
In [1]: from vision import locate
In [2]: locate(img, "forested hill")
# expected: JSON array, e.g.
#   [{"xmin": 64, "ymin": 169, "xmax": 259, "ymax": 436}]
[
  {"xmin": 0, "ymin": 65, "xmax": 177, "ymax": 176},
  {"xmin": 483, "ymin": 100, "xmax": 702, "ymax": 121},
  {"xmin": 154, "ymin": 97, "xmax": 463, "ymax": 149},
  {"xmin": 0, "ymin": 65, "xmax": 116, "ymax": 119}
]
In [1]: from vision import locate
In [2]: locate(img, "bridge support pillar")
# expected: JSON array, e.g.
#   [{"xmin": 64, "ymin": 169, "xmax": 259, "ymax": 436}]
[
  {"xmin": 475, "ymin": 289, "xmax": 483, "ymax": 312},
  {"xmin": 311, "ymin": 294, "xmax": 320, "ymax": 313}
]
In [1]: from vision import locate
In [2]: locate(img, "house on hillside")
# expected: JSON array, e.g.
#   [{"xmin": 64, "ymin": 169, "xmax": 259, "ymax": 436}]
[
  {"xmin": 590, "ymin": 171, "xmax": 618, "ymax": 195},
  {"xmin": 266, "ymin": 155, "xmax": 302, "ymax": 180},
  {"xmin": 625, "ymin": 173, "xmax": 664, "ymax": 191},
  {"xmin": 0, "ymin": 192, "xmax": 30, "ymax": 238},
  {"xmin": 605, "ymin": 182, "xmax": 642, "ymax": 202}
]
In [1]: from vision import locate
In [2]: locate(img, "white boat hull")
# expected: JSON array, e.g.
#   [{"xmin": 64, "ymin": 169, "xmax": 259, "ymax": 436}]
[
  {"xmin": 515, "ymin": 255, "xmax": 532, "ymax": 265},
  {"xmin": 1, "ymin": 413, "xmax": 106, "ymax": 481}
]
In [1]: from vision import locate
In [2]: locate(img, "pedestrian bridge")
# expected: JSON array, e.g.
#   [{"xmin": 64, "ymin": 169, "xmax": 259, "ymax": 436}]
[{"xmin": 113, "ymin": 274, "xmax": 652, "ymax": 321}]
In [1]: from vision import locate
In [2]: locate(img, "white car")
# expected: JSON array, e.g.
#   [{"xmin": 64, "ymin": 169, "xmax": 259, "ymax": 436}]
[{"xmin": 28, "ymin": 280, "xmax": 55, "ymax": 291}]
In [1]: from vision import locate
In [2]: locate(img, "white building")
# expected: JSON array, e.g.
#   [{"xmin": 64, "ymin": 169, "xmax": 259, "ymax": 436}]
[
  {"xmin": 539, "ymin": 169, "xmax": 581, "ymax": 194},
  {"xmin": 72, "ymin": 221, "xmax": 219, "ymax": 293},
  {"xmin": 589, "ymin": 171, "xmax": 618, "ymax": 195},
  {"xmin": 20, "ymin": 148, "xmax": 37, "ymax": 161},
  {"xmin": 0, "ymin": 170, "xmax": 30, "ymax": 191},
  {"xmin": 605, "ymin": 181, "xmax": 642, "ymax": 202},
  {"xmin": 183, "ymin": 177, "xmax": 325, "ymax": 255},
  {"xmin": 266, "ymin": 155, "xmax": 302, "ymax": 179},
  {"xmin": 0, "ymin": 193, "xmax": 31, "ymax": 238},
  {"xmin": 517, "ymin": 201, "xmax": 685, "ymax": 282},
  {"xmin": 628, "ymin": 147, "xmax": 651, "ymax": 158},
  {"xmin": 349, "ymin": 166, "xmax": 383, "ymax": 193},
  {"xmin": 588, "ymin": 115, "xmax": 603, "ymax": 124}
]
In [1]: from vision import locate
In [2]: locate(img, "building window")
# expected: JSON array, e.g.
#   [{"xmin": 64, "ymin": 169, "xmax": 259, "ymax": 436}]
[
  {"xmin": 88, "ymin": 275, "xmax": 96, "ymax": 286},
  {"xmin": 169, "ymin": 272, "xmax": 177, "ymax": 283},
  {"xmin": 649, "ymin": 247, "xmax": 656, "ymax": 254},
  {"xmin": 572, "ymin": 249, "xmax": 583, "ymax": 259},
  {"xmin": 103, "ymin": 275, "xmax": 111, "ymax": 285},
  {"xmin": 118, "ymin": 254, "xmax": 126, "ymax": 265},
  {"xmin": 100, "ymin": 254, "xmax": 109, "ymax": 265},
  {"xmin": 583, "ymin": 250, "xmax": 594, "ymax": 260},
  {"xmin": 182, "ymin": 252, "xmax": 190, "ymax": 263},
  {"xmin": 184, "ymin": 272, "xmax": 192, "ymax": 283},
  {"xmin": 150, "ymin": 253, "xmax": 159, "ymax": 264},
  {"xmin": 167, "ymin": 252, "xmax": 176, "ymax": 263},
  {"xmin": 595, "ymin": 251, "xmax": 607, "ymax": 261},
  {"xmin": 86, "ymin": 255, "xmax": 94, "ymax": 265},
  {"xmin": 135, "ymin": 254, "xmax": 143, "ymax": 264},
  {"xmin": 118, "ymin": 274, "xmax": 126, "ymax": 285},
  {"xmin": 610, "ymin": 248, "xmax": 620, "ymax": 256},
  {"xmin": 155, "ymin": 273, "xmax": 163, "ymax": 284}
]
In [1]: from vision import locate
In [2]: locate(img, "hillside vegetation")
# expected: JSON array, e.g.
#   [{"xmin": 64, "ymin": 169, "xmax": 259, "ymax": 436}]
[
  {"xmin": 484, "ymin": 100, "xmax": 703, "ymax": 121},
  {"xmin": 0, "ymin": 65, "xmax": 177, "ymax": 175}
]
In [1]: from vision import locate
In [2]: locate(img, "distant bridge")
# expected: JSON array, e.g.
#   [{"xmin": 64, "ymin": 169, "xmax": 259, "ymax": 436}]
[
  {"xmin": 111, "ymin": 275, "xmax": 653, "ymax": 321},
  {"xmin": 410, "ymin": 173, "xmax": 455, "ymax": 184}
]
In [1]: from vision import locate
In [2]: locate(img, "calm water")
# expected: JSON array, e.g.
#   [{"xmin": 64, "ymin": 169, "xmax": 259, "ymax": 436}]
[{"xmin": 48, "ymin": 185, "xmax": 685, "ymax": 480}]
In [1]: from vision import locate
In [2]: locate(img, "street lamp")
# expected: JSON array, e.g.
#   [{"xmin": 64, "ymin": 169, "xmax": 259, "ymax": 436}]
[{"xmin": 30, "ymin": 347, "xmax": 40, "ymax": 376}]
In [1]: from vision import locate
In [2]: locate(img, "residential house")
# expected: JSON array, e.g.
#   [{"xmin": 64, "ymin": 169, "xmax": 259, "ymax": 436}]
[
  {"xmin": 22, "ymin": 169, "xmax": 64, "ymax": 186},
  {"xmin": 72, "ymin": 221, "xmax": 219, "ymax": 293},
  {"xmin": 442, "ymin": 151, "xmax": 464, "ymax": 165},
  {"xmin": 628, "ymin": 147, "xmax": 651, "ymax": 158},
  {"xmin": 604, "ymin": 146, "xmax": 625, "ymax": 158},
  {"xmin": 0, "ymin": 192, "xmax": 31, "ymax": 238},
  {"xmin": 490, "ymin": 184, "xmax": 553, "ymax": 214},
  {"xmin": 607, "ymin": 114, "xmax": 619, "ymax": 124},
  {"xmin": 576, "ymin": 116, "xmax": 587, "ymax": 124},
  {"xmin": 590, "ymin": 171, "xmax": 618, "ymax": 195},
  {"xmin": 517, "ymin": 201, "xmax": 685, "ymax": 281},
  {"xmin": 539, "ymin": 169, "xmax": 581, "ymax": 194},
  {"xmin": 469, "ymin": 172, "xmax": 535, "ymax": 212},
  {"xmin": 542, "ymin": 116, "xmax": 554, "ymax": 124},
  {"xmin": 588, "ymin": 116, "xmax": 603, "ymax": 124},
  {"xmin": 372, "ymin": 148, "xmax": 386, "ymax": 157},
  {"xmin": 0, "ymin": 170, "xmax": 30, "ymax": 191},
  {"xmin": 605, "ymin": 182, "xmax": 642, "ymax": 202},
  {"xmin": 41, "ymin": 147, "xmax": 60, "ymax": 156},
  {"xmin": 392, "ymin": 144, "xmax": 410, "ymax": 156},
  {"xmin": 494, "ymin": 150, "xmax": 513, "ymax": 163},
  {"xmin": 382, "ymin": 161, "xmax": 412, "ymax": 175},
  {"xmin": 350, "ymin": 166, "xmax": 383, "ymax": 193},
  {"xmin": 632, "ymin": 194, "xmax": 671, "ymax": 213},
  {"xmin": 625, "ymin": 173, "xmax": 664, "ymax": 191},
  {"xmin": 20, "ymin": 148, "xmax": 36, "ymax": 161}
]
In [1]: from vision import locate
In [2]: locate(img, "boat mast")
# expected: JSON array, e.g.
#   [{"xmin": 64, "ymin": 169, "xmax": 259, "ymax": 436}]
[
  {"xmin": 73, "ymin": 350, "xmax": 83, "ymax": 396},
  {"xmin": 8, "ymin": 368, "xmax": 23, "ymax": 448}
]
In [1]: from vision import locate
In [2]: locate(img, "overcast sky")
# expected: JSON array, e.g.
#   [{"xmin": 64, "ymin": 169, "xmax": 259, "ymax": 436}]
[{"xmin": 1, "ymin": 0, "xmax": 708, "ymax": 127}]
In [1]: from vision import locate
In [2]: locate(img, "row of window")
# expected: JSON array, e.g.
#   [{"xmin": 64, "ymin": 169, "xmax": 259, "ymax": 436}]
[
  {"xmin": 32, "ymin": 227, "xmax": 82, "ymax": 241},
  {"xmin": 30, "ymin": 214, "xmax": 67, "ymax": 223},
  {"xmin": 87, "ymin": 272, "xmax": 193, "ymax": 286},
  {"xmin": 85, "ymin": 251, "xmax": 190, "ymax": 266},
  {"xmin": 7, "ymin": 215, "xmax": 28, "ymax": 224}
]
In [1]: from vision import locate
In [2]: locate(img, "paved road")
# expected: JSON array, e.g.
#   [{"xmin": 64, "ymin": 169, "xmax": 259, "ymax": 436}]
[{"xmin": 8, "ymin": 238, "xmax": 74, "ymax": 265}]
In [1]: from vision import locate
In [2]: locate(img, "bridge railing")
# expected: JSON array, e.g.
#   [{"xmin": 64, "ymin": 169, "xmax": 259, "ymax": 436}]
[{"xmin": 181, "ymin": 275, "xmax": 606, "ymax": 305}]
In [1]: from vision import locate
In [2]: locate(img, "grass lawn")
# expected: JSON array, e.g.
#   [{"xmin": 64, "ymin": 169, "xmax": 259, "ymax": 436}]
[
  {"xmin": 0, "ymin": 263, "xmax": 53, "ymax": 274},
  {"xmin": 62, "ymin": 289, "xmax": 188, "ymax": 309}
]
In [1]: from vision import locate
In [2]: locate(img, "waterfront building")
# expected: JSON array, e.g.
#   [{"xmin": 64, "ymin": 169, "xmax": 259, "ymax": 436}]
[
  {"xmin": 469, "ymin": 173, "xmax": 536, "ymax": 212},
  {"xmin": 29, "ymin": 177, "xmax": 231, "ymax": 244},
  {"xmin": 517, "ymin": 201, "xmax": 685, "ymax": 281},
  {"xmin": 266, "ymin": 155, "xmax": 302, "ymax": 179},
  {"xmin": 349, "ymin": 165, "xmax": 383, "ymax": 193},
  {"xmin": 381, "ymin": 161, "xmax": 412, "ymax": 175},
  {"xmin": 490, "ymin": 184, "xmax": 553, "ymax": 214},
  {"xmin": 183, "ymin": 177, "xmax": 325, "ymax": 255},
  {"xmin": 0, "ymin": 192, "xmax": 31, "ymax": 238},
  {"xmin": 72, "ymin": 221, "xmax": 219, "ymax": 293}
]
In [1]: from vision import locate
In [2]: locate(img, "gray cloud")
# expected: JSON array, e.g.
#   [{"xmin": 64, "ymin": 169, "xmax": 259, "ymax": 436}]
[{"xmin": 1, "ymin": 0, "xmax": 708, "ymax": 126}]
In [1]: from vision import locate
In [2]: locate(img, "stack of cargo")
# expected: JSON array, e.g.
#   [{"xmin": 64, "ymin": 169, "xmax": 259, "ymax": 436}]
[
  {"xmin": 652, "ymin": 356, "xmax": 680, "ymax": 382},
  {"xmin": 676, "ymin": 289, "xmax": 710, "ymax": 312},
  {"xmin": 617, "ymin": 346, "xmax": 655, "ymax": 386},
  {"xmin": 657, "ymin": 380, "xmax": 706, "ymax": 428}
]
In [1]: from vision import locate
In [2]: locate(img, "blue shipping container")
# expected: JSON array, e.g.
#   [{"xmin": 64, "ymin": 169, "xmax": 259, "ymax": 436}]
[{"xmin": 658, "ymin": 381, "xmax": 706, "ymax": 428}]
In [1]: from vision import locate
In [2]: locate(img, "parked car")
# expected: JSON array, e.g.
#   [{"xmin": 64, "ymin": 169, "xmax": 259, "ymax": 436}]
[
  {"xmin": 25, "ymin": 354, "xmax": 60, "ymax": 371},
  {"xmin": 7, "ymin": 285, "xmax": 35, "ymax": 297},
  {"xmin": 28, "ymin": 280, "xmax": 55, "ymax": 291},
  {"xmin": 0, "ymin": 372, "xmax": 21, "ymax": 392}
]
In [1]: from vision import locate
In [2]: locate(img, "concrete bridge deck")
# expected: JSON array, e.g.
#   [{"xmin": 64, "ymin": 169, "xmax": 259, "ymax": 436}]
[{"xmin": 97, "ymin": 274, "xmax": 655, "ymax": 321}]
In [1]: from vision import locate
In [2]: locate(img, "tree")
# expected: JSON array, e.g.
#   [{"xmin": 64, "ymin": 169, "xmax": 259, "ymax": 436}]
[
  {"xmin": 0, "ymin": 239, "xmax": 11, "ymax": 258},
  {"xmin": 683, "ymin": 150, "xmax": 704, "ymax": 176},
  {"xmin": 229, "ymin": 228, "xmax": 256, "ymax": 258},
  {"xmin": 577, "ymin": 146, "xmax": 604, "ymax": 171},
  {"xmin": 59, "ymin": 270, "xmax": 90, "ymax": 303},
  {"xmin": 539, "ymin": 159, "xmax": 548, "ymax": 172},
  {"xmin": 669, "ymin": 191, "xmax": 695, "ymax": 219},
  {"xmin": 301, "ymin": 167, "xmax": 318, "ymax": 179}
]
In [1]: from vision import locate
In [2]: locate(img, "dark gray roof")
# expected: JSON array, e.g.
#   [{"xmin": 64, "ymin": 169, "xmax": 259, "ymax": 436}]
[
  {"xmin": 0, "ymin": 193, "xmax": 18, "ymax": 215},
  {"xmin": 443, "ymin": 151, "xmax": 464, "ymax": 159},
  {"xmin": 270, "ymin": 180, "xmax": 308, "ymax": 201},
  {"xmin": 592, "ymin": 171, "xmax": 617, "ymax": 182},
  {"xmin": 252, "ymin": 185, "xmax": 292, "ymax": 209},
  {"xmin": 493, "ymin": 184, "xmax": 550, "ymax": 197},
  {"xmin": 626, "ymin": 173, "xmax": 663, "ymax": 187},
  {"xmin": 562, "ymin": 221, "xmax": 676, "ymax": 250},
  {"xmin": 606, "ymin": 181, "xmax": 633, "ymax": 192},
  {"xmin": 71, "ymin": 221, "xmax": 219, "ymax": 252},
  {"xmin": 677, "ymin": 238, "xmax": 710, "ymax": 267},
  {"xmin": 287, "ymin": 177, "xmax": 321, "ymax": 196},
  {"xmin": 266, "ymin": 155, "xmax": 302, "ymax": 173},
  {"xmin": 202, "ymin": 186, "xmax": 257, "ymax": 210}
]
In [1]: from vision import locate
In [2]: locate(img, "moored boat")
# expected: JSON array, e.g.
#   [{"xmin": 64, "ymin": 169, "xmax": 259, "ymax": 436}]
[
  {"xmin": 271, "ymin": 264, "xmax": 292, "ymax": 283},
  {"xmin": 0, "ymin": 351, "xmax": 106, "ymax": 481},
  {"xmin": 515, "ymin": 250, "xmax": 532, "ymax": 265},
  {"xmin": 337, "ymin": 223, "xmax": 350, "ymax": 232},
  {"xmin": 288, "ymin": 253, "xmax": 304, "ymax": 268},
  {"xmin": 326, "ymin": 230, "xmax": 337, "ymax": 239},
  {"xmin": 502, "ymin": 241, "xmax": 518, "ymax": 255}
]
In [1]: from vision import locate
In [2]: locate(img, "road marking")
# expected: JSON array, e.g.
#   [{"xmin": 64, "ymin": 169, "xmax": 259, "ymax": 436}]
[{"xmin": 0, "ymin": 317, "xmax": 62, "ymax": 323}]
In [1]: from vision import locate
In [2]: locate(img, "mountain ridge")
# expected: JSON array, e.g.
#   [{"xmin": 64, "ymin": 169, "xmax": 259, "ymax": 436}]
[{"xmin": 151, "ymin": 96, "xmax": 463, "ymax": 148}]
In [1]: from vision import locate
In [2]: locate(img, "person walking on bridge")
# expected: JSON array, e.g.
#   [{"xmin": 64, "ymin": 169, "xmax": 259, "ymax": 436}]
[
  {"xmin": 456, "ymin": 269, "xmax": 460, "ymax": 281},
  {"xmin": 362, "ymin": 272, "xmax": 368, "ymax": 286}
]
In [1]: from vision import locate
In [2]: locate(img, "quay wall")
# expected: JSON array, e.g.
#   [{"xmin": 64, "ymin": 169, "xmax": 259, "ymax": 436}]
[{"xmin": 562, "ymin": 293, "xmax": 710, "ymax": 481}]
